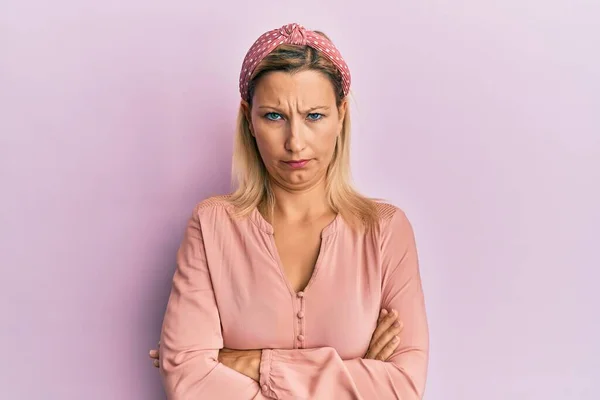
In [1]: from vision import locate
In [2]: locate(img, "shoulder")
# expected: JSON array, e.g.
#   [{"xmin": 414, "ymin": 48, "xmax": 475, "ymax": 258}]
[
  {"xmin": 191, "ymin": 194, "xmax": 236, "ymax": 219},
  {"xmin": 194, "ymin": 194, "xmax": 233, "ymax": 211},
  {"xmin": 374, "ymin": 201, "xmax": 408, "ymax": 224},
  {"xmin": 372, "ymin": 201, "xmax": 414, "ymax": 239}
]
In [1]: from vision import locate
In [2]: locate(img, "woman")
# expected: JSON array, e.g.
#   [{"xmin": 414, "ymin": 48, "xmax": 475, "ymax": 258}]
[{"xmin": 149, "ymin": 23, "xmax": 429, "ymax": 399}]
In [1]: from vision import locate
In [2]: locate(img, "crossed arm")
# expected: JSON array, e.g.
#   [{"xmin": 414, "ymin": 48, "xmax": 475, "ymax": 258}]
[
  {"xmin": 156, "ymin": 209, "xmax": 428, "ymax": 399},
  {"xmin": 149, "ymin": 307, "xmax": 402, "ymax": 369}
]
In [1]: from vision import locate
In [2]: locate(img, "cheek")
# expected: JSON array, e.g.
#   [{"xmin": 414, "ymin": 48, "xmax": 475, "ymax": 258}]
[
  {"xmin": 314, "ymin": 123, "xmax": 339, "ymax": 154},
  {"xmin": 253, "ymin": 131, "xmax": 281, "ymax": 163}
]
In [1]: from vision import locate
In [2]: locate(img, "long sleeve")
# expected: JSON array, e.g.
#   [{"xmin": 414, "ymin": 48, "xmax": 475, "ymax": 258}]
[
  {"xmin": 258, "ymin": 209, "xmax": 429, "ymax": 399},
  {"xmin": 158, "ymin": 206, "xmax": 267, "ymax": 399}
]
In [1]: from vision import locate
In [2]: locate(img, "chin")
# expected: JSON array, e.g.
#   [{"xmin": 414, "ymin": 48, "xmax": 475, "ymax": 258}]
[
  {"xmin": 287, "ymin": 171, "xmax": 311, "ymax": 182},
  {"xmin": 277, "ymin": 170, "xmax": 310, "ymax": 185}
]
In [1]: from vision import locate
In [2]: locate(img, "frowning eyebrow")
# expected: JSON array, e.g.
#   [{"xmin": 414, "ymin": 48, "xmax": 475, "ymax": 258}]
[{"xmin": 257, "ymin": 105, "xmax": 331, "ymax": 113}]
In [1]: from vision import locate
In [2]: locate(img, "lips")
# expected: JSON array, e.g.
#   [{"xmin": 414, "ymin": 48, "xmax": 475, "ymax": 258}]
[{"xmin": 283, "ymin": 159, "xmax": 310, "ymax": 169}]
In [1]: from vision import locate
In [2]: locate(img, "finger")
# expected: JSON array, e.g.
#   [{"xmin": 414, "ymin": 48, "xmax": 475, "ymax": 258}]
[
  {"xmin": 153, "ymin": 359, "xmax": 159, "ymax": 368},
  {"xmin": 374, "ymin": 335, "xmax": 401, "ymax": 361},
  {"xmin": 378, "ymin": 308, "xmax": 389, "ymax": 322},
  {"xmin": 371, "ymin": 309, "xmax": 399, "ymax": 345},
  {"xmin": 149, "ymin": 349, "xmax": 158, "ymax": 359},
  {"xmin": 365, "ymin": 326, "xmax": 400, "ymax": 359},
  {"xmin": 365, "ymin": 320, "xmax": 403, "ymax": 359},
  {"xmin": 158, "ymin": 340, "xmax": 161, "ymax": 347}
]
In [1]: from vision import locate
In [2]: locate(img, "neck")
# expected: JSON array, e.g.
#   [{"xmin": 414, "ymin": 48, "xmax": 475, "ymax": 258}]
[{"xmin": 267, "ymin": 176, "xmax": 333, "ymax": 223}]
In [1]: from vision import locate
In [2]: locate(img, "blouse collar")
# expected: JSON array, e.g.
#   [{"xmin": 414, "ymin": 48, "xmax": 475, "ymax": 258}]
[{"xmin": 250, "ymin": 208, "xmax": 340, "ymax": 238}]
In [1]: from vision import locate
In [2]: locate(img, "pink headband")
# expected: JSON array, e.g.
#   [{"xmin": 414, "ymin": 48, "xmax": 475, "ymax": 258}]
[{"xmin": 239, "ymin": 23, "xmax": 351, "ymax": 101}]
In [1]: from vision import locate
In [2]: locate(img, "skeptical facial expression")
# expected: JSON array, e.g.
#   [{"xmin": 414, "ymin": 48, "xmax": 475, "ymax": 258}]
[{"xmin": 245, "ymin": 69, "xmax": 347, "ymax": 191}]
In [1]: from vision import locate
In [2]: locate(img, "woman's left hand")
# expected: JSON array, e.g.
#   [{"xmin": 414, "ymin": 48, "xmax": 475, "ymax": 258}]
[
  {"xmin": 149, "ymin": 341, "xmax": 160, "ymax": 368},
  {"xmin": 218, "ymin": 348, "xmax": 262, "ymax": 382}
]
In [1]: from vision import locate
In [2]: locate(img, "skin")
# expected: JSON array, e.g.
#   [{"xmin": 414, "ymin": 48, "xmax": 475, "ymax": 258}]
[
  {"xmin": 246, "ymin": 69, "xmax": 346, "ymax": 195},
  {"xmin": 150, "ymin": 70, "xmax": 404, "ymax": 380}
]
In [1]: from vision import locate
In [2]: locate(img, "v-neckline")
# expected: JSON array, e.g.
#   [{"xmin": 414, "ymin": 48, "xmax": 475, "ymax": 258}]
[{"xmin": 250, "ymin": 208, "xmax": 340, "ymax": 296}]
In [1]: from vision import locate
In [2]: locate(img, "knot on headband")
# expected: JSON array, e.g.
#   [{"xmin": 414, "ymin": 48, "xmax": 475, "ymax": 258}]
[
  {"xmin": 239, "ymin": 23, "xmax": 351, "ymax": 101},
  {"xmin": 279, "ymin": 23, "xmax": 307, "ymax": 46}
]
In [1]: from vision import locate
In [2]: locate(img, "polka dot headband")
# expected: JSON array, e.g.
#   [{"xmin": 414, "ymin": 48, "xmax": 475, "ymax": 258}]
[{"xmin": 239, "ymin": 23, "xmax": 351, "ymax": 101}]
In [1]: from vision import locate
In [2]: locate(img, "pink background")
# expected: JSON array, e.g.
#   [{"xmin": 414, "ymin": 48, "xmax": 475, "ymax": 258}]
[{"xmin": 1, "ymin": 1, "xmax": 599, "ymax": 399}]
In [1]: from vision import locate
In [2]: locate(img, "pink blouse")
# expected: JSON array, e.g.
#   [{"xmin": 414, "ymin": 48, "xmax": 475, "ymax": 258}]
[{"xmin": 159, "ymin": 196, "xmax": 429, "ymax": 399}]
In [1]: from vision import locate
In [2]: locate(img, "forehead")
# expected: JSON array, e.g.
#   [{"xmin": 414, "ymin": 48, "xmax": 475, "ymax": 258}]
[{"xmin": 252, "ymin": 70, "xmax": 336, "ymax": 105}]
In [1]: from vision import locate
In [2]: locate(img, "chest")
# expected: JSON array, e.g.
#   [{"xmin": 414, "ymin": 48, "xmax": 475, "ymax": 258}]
[
  {"xmin": 206, "ymin": 219, "xmax": 383, "ymax": 358},
  {"xmin": 273, "ymin": 223, "xmax": 323, "ymax": 293}
]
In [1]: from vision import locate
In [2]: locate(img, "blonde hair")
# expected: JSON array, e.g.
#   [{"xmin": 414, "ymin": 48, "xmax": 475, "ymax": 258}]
[{"xmin": 229, "ymin": 32, "xmax": 379, "ymax": 231}]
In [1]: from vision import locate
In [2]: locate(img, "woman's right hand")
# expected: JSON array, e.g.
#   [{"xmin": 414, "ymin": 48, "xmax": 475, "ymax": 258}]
[{"xmin": 363, "ymin": 309, "xmax": 403, "ymax": 361}]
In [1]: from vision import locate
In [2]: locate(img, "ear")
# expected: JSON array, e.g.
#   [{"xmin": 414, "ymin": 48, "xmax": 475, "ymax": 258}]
[
  {"xmin": 338, "ymin": 99, "xmax": 348, "ymax": 123},
  {"xmin": 241, "ymin": 100, "xmax": 254, "ymax": 136},
  {"xmin": 337, "ymin": 99, "xmax": 348, "ymax": 137}
]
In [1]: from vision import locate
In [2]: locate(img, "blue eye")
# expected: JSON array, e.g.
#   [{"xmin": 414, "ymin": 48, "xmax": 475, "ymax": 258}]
[
  {"xmin": 307, "ymin": 113, "xmax": 323, "ymax": 121},
  {"xmin": 265, "ymin": 112, "xmax": 282, "ymax": 121}
]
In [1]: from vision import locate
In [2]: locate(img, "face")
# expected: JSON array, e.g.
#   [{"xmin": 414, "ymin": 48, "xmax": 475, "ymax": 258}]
[{"xmin": 243, "ymin": 69, "xmax": 347, "ymax": 192}]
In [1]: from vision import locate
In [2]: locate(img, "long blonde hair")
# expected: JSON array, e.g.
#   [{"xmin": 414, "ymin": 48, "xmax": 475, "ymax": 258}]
[{"xmin": 228, "ymin": 32, "xmax": 379, "ymax": 231}]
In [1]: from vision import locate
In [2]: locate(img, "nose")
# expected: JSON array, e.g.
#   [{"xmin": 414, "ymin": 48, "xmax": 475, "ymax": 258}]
[{"xmin": 284, "ymin": 118, "xmax": 307, "ymax": 153}]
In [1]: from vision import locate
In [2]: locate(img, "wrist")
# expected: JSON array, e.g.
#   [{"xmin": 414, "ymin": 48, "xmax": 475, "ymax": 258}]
[
  {"xmin": 254, "ymin": 350, "xmax": 262, "ymax": 369},
  {"xmin": 248, "ymin": 350, "xmax": 262, "ymax": 382}
]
